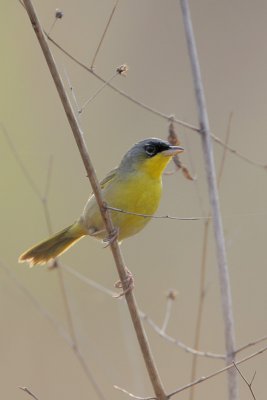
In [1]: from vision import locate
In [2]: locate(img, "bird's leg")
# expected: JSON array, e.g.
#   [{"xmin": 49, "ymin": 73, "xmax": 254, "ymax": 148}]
[
  {"xmin": 103, "ymin": 227, "xmax": 119, "ymax": 248},
  {"xmin": 113, "ymin": 267, "xmax": 134, "ymax": 298}
]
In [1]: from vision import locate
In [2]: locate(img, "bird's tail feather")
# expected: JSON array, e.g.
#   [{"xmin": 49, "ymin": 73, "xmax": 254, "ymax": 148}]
[{"xmin": 19, "ymin": 221, "xmax": 87, "ymax": 266}]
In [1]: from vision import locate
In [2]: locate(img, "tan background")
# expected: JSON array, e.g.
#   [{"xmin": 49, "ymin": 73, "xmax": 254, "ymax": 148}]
[{"xmin": 1, "ymin": 1, "xmax": 267, "ymax": 399}]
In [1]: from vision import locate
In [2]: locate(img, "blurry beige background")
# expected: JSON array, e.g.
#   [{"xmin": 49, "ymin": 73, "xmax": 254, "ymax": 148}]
[{"xmin": 1, "ymin": 1, "xmax": 267, "ymax": 399}]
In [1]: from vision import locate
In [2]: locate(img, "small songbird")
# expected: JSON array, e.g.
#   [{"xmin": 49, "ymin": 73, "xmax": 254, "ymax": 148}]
[{"xmin": 19, "ymin": 138, "xmax": 184, "ymax": 266}]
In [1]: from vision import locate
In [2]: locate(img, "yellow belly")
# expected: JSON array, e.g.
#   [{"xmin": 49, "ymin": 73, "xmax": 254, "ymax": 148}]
[{"xmin": 82, "ymin": 172, "xmax": 162, "ymax": 241}]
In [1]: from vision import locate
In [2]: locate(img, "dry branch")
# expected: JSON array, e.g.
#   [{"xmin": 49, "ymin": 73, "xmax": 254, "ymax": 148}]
[
  {"xmin": 1, "ymin": 123, "xmax": 106, "ymax": 400},
  {"xmin": 233, "ymin": 363, "xmax": 257, "ymax": 400},
  {"xmin": 189, "ymin": 112, "xmax": 233, "ymax": 400},
  {"xmin": 22, "ymin": 1, "xmax": 167, "ymax": 399},
  {"xmin": 19, "ymin": 387, "xmax": 39, "ymax": 400},
  {"xmin": 43, "ymin": 34, "xmax": 266, "ymax": 170},
  {"xmin": 114, "ymin": 345, "xmax": 267, "ymax": 399},
  {"xmin": 179, "ymin": 1, "xmax": 238, "ymax": 399},
  {"xmin": 90, "ymin": 0, "xmax": 119, "ymax": 69}
]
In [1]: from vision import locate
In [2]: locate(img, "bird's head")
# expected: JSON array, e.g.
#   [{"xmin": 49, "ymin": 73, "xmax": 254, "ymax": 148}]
[{"xmin": 119, "ymin": 138, "xmax": 184, "ymax": 179}]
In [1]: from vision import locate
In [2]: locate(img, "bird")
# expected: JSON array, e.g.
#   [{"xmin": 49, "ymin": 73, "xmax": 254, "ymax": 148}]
[{"xmin": 19, "ymin": 138, "xmax": 184, "ymax": 267}]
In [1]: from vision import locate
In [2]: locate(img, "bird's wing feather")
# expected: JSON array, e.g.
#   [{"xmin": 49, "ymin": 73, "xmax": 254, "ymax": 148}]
[{"xmin": 100, "ymin": 167, "xmax": 118, "ymax": 189}]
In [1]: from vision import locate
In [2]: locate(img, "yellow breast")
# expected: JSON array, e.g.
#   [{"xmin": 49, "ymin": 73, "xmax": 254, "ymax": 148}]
[
  {"xmin": 83, "ymin": 171, "xmax": 162, "ymax": 241},
  {"xmin": 82, "ymin": 151, "xmax": 173, "ymax": 241}
]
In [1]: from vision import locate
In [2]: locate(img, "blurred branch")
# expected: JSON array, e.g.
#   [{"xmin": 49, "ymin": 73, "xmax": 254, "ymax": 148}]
[
  {"xmin": 56, "ymin": 262, "xmax": 108, "ymax": 399},
  {"xmin": 235, "ymin": 335, "xmax": 267, "ymax": 355},
  {"xmin": 1, "ymin": 259, "xmax": 106, "ymax": 400},
  {"xmin": 1, "ymin": 122, "xmax": 106, "ymax": 399},
  {"xmin": 22, "ymin": 1, "xmax": 167, "ymax": 399},
  {"xmin": 90, "ymin": 0, "xmax": 120, "ymax": 70},
  {"xmin": 19, "ymin": 387, "xmax": 39, "ymax": 400},
  {"xmin": 62, "ymin": 264, "xmax": 117, "ymax": 297},
  {"xmin": 189, "ymin": 220, "xmax": 209, "ymax": 399},
  {"xmin": 160, "ymin": 290, "xmax": 177, "ymax": 333},
  {"xmin": 0, "ymin": 259, "xmax": 72, "ymax": 346},
  {"xmin": 0, "ymin": 123, "xmax": 41, "ymax": 198},
  {"xmin": 114, "ymin": 385, "xmax": 155, "ymax": 400},
  {"xmin": 180, "ymin": 1, "xmax": 238, "ymax": 399}
]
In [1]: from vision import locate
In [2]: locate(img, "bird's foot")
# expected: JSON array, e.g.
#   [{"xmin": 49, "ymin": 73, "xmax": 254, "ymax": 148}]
[
  {"xmin": 113, "ymin": 267, "xmax": 134, "ymax": 298},
  {"xmin": 103, "ymin": 227, "xmax": 119, "ymax": 248}
]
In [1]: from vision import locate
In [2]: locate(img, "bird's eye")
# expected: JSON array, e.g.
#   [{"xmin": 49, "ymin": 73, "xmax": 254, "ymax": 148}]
[{"xmin": 145, "ymin": 144, "xmax": 156, "ymax": 157}]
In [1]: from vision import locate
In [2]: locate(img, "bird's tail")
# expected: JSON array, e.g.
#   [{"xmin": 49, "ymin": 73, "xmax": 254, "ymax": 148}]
[{"xmin": 19, "ymin": 221, "xmax": 87, "ymax": 266}]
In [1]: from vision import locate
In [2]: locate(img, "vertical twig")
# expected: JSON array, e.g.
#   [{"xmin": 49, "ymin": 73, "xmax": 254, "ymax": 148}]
[
  {"xmin": 189, "ymin": 219, "xmax": 209, "ymax": 400},
  {"xmin": 189, "ymin": 113, "xmax": 233, "ymax": 400},
  {"xmin": 233, "ymin": 363, "xmax": 257, "ymax": 400},
  {"xmin": 22, "ymin": 1, "xmax": 167, "ymax": 399},
  {"xmin": 179, "ymin": 1, "xmax": 238, "ymax": 399},
  {"xmin": 90, "ymin": 0, "xmax": 119, "ymax": 70}
]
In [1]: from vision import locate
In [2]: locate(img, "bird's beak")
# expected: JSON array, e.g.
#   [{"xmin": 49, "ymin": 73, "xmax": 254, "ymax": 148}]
[{"xmin": 162, "ymin": 146, "xmax": 184, "ymax": 157}]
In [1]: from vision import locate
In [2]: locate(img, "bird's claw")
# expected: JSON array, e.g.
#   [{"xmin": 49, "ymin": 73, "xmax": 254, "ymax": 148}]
[
  {"xmin": 113, "ymin": 267, "xmax": 134, "ymax": 298},
  {"xmin": 103, "ymin": 227, "xmax": 119, "ymax": 248}
]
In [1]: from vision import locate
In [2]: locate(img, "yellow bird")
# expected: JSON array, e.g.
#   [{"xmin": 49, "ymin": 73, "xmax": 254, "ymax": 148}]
[{"xmin": 19, "ymin": 138, "xmax": 183, "ymax": 266}]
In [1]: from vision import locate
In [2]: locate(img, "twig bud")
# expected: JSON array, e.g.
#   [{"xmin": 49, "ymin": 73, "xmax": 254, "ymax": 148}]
[
  {"xmin": 55, "ymin": 9, "xmax": 64, "ymax": 19},
  {"xmin": 166, "ymin": 289, "xmax": 178, "ymax": 301},
  {"xmin": 116, "ymin": 64, "xmax": 129, "ymax": 77}
]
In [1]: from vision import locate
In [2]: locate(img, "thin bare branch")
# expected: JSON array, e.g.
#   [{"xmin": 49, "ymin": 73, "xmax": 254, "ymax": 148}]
[
  {"xmin": 22, "ymin": 2, "xmax": 167, "ymax": 398},
  {"xmin": 1, "ymin": 123, "xmax": 41, "ymax": 198},
  {"xmin": 189, "ymin": 220, "xmax": 210, "ymax": 400},
  {"xmin": 42, "ymin": 155, "xmax": 53, "ymax": 200},
  {"xmin": 45, "ymin": 34, "xmax": 201, "ymax": 132},
  {"xmin": 235, "ymin": 335, "xmax": 267, "ymax": 355},
  {"xmin": 90, "ymin": 0, "xmax": 120, "ymax": 69},
  {"xmin": 62, "ymin": 264, "xmax": 117, "ymax": 297},
  {"xmin": 233, "ymin": 363, "xmax": 257, "ymax": 400},
  {"xmin": 47, "ymin": 9, "xmax": 63, "ymax": 36},
  {"xmin": 140, "ymin": 312, "xmax": 225, "ymax": 359},
  {"xmin": 106, "ymin": 206, "xmax": 205, "ymax": 221},
  {"xmin": 42, "ymin": 155, "xmax": 54, "ymax": 233},
  {"xmin": 180, "ymin": 1, "xmax": 238, "ymax": 398},
  {"xmin": 41, "ymin": 34, "xmax": 267, "ymax": 169},
  {"xmin": 114, "ymin": 385, "xmax": 156, "ymax": 400},
  {"xmin": 160, "ymin": 290, "xmax": 177, "ymax": 333},
  {"xmin": 189, "ymin": 112, "xmax": 233, "ymax": 400},
  {"xmin": 19, "ymin": 387, "xmax": 39, "ymax": 400},
  {"xmin": 79, "ymin": 68, "xmax": 120, "ymax": 114},
  {"xmin": 115, "ymin": 345, "xmax": 267, "ymax": 399},
  {"xmin": 168, "ymin": 345, "xmax": 267, "ymax": 398}
]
